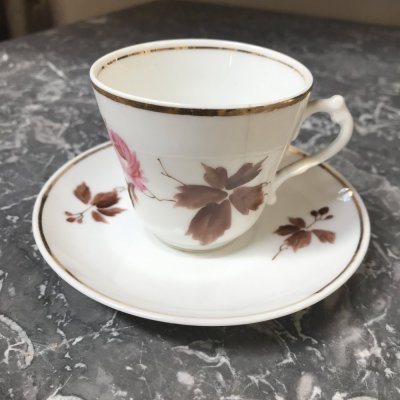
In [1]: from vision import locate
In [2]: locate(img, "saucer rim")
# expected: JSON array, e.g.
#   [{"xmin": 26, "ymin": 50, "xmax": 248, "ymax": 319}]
[{"xmin": 32, "ymin": 142, "xmax": 370, "ymax": 326}]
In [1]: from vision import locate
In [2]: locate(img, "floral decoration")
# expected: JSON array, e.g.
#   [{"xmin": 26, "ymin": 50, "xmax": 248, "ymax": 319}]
[
  {"xmin": 65, "ymin": 182, "xmax": 125, "ymax": 223},
  {"xmin": 158, "ymin": 157, "xmax": 268, "ymax": 245},
  {"xmin": 109, "ymin": 128, "xmax": 146, "ymax": 197},
  {"xmin": 70, "ymin": 128, "xmax": 269, "ymax": 243},
  {"xmin": 108, "ymin": 129, "xmax": 174, "ymax": 207},
  {"xmin": 272, "ymin": 206, "xmax": 336, "ymax": 260}
]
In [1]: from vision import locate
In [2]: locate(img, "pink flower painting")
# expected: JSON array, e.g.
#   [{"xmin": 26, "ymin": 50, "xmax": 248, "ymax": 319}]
[{"xmin": 108, "ymin": 129, "xmax": 147, "ymax": 192}]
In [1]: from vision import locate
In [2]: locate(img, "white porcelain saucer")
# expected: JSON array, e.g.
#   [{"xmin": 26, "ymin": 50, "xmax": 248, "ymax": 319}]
[{"xmin": 32, "ymin": 142, "xmax": 370, "ymax": 326}]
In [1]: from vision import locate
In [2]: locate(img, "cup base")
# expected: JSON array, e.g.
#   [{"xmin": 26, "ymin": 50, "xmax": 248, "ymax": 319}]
[{"xmin": 152, "ymin": 233, "xmax": 237, "ymax": 253}]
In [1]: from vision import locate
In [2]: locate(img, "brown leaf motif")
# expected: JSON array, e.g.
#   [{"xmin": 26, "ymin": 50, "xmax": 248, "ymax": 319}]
[
  {"xmin": 225, "ymin": 157, "xmax": 266, "ymax": 190},
  {"xmin": 160, "ymin": 156, "xmax": 268, "ymax": 245},
  {"xmin": 92, "ymin": 210, "xmax": 107, "ymax": 223},
  {"xmin": 73, "ymin": 182, "xmax": 91, "ymax": 204},
  {"xmin": 312, "ymin": 229, "xmax": 336, "ymax": 243},
  {"xmin": 174, "ymin": 185, "xmax": 227, "ymax": 209},
  {"xmin": 186, "ymin": 200, "xmax": 232, "ymax": 245},
  {"xmin": 68, "ymin": 130, "xmax": 269, "ymax": 244},
  {"xmin": 98, "ymin": 207, "xmax": 125, "ymax": 217},
  {"xmin": 272, "ymin": 206, "xmax": 336, "ymax": 260},
  {"xmin": 66, "ymin": 183, "xmax": 125, "ymax": 224},
  {"xmin": 91, "ymin": 191, "xmax": 119, "ymax": 208},
  {"xmin": 229, "ymin": 185, "xmax": 264, "ymax": 215},
  {"xmin": 202, "ymin": 164, "xmax": 228, "ymax": 189},
  {"xmin": 288, "ymin": 217, "xmax": 306, "ymax": 228},
  {"xmin": 285, "ymin": 230, "xmax": 312, "ymax": 251},
  {"xmin": 318, "ymin": 207, "xmax": 329, "ymax": 215},
  {"xmin": 274, "ymin": 224, "xmax": 299, "ymax": 236}
]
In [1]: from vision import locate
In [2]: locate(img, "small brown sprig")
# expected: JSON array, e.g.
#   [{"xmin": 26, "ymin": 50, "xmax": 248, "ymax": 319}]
[
  {"xmin": 65, "ymin": 182, "xmax": 125, "ymax": 224},
  {"xmin": 272, "ymin": 207, "xmax": 335, "ymax": 260}
]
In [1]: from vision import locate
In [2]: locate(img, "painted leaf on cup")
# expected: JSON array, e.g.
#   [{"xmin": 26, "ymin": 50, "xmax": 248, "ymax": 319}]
[
  {"xmin": 229, "ymin": 185, "xmax": 264, "ymax": 215},
  {"xmin": 156, "ymin": 155, "xmax": 269, "ymax": 245},
  {"xmin": 186, "ymin": 200, "xmax": 232, "ymax": 245},
  {"xmin": 73, "ymin": 182, "xmax": 91, "ymax": 204},
  {"xmin": 225, "ymin": 157, "xmax": 267, "ymax": 190},
  {"xmin": 66, "ymin": 143, "xmax": 270, "ymax": 245},
  {"xmin": 202, "ymin": 164, "xmax": 228, "ymax": 189},
  {"xmin": 174, "ymin": 185, "xmax": 227, "ymax": 209},
  {"xmin": 92, "ymin": 131, "xmax": 270, "ymax": 245},
  {"xmin": 272, "ymin": 206, "xmax": 336, "ymax": 260}
]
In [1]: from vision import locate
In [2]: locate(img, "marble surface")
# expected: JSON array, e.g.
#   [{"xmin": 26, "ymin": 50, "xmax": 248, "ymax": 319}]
[{"xmin": 0, "ymin": 1, "xmax": 399, "ymax": 398}]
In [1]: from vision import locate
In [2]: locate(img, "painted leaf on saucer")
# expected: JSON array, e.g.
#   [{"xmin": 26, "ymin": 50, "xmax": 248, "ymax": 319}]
[
  {"xmin": 98, "ymin": 207, "xmax": 125, "ymax": 217},
  {"xmin": 273, "ymin": 206, "xmax": 335, "ymax": 260},
  {"xmin": 284, "ymin": 230, "xmax": 312, "ymax": 251},
  {"xmin": 73, "ymin": 182, "xmax": 91, "ymax": 204},
  {"xmin": 312, "ymin": 229, "xmax": 336, "ymax": 243},
  {"xmin": 65, "ymin": 182, "xmax": 125, "ymax": 224}
]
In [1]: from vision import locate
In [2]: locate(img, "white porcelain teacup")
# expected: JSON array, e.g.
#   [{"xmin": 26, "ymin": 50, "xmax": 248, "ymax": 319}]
[{"xmin": 90, "ymin": 39, "xmax": 353, "ymax": 251}]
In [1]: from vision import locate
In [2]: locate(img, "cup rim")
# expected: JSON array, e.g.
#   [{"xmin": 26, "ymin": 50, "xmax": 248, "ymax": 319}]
[{"xmin": 90, "ymin": 39, "xmax": 313, "ymax": 116}]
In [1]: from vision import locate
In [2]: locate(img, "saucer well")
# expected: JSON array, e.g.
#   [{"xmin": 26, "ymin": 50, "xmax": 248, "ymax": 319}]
[{"xmin": 32, "ymin": 142, "xmax": 370, "ymax": 326}]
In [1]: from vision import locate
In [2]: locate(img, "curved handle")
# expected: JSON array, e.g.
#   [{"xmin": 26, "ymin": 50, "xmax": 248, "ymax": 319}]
[{"xmin": 268, "ymin": 95, "xmax": 353, "ymax": 204}]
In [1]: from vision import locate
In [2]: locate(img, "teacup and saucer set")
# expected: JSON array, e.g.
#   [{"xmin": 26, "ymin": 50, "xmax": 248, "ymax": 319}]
[{"xmin": 32, "ymin": 39, "xmax": 370, "ymax": 326}]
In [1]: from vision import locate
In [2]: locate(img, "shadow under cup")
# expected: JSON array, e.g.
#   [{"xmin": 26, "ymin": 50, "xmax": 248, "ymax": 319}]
[{"xmin": 89, "ymin": 39, "xmax": 313, "ymax": 251}]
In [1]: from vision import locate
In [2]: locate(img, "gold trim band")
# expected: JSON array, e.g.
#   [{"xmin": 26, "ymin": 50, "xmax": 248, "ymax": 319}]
[
  {"xmin": 92, "ymin": 45, "xmax": 312, "ymax": 116},
  {"xmin": 102, "ymin": 46, "xmax": 306, "ymax": 75},
  {"xmin": 92, "ymin": 83, "xmax": 311, "ymax": 116}
]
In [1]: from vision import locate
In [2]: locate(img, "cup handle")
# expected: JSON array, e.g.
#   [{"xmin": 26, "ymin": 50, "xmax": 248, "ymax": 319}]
[{"xmin": 267, "ymin": 95, "xmax": 353, "ymax": 204}]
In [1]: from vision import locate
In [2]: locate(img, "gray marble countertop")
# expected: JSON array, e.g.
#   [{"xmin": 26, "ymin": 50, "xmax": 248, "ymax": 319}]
[{"xmin": 0, "ymin": 1, "xmax": 399, "ymax": 399}]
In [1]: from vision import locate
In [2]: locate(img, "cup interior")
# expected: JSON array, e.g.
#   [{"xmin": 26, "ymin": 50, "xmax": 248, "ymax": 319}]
[{"xmin": 91, "ymin": 40, "xmax": 313, "ymax": 109}]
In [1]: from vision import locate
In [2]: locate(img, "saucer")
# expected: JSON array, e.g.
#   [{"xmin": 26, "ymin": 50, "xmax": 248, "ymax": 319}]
[{"xmin": 32, "ymin": 142, "xmax": 370, "ymax": 326}]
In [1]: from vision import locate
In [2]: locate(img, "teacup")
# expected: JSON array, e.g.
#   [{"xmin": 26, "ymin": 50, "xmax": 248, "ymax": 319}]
[{"xmin": 90, "ymin": 39, "xmax": 353, "ymax": 251}]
